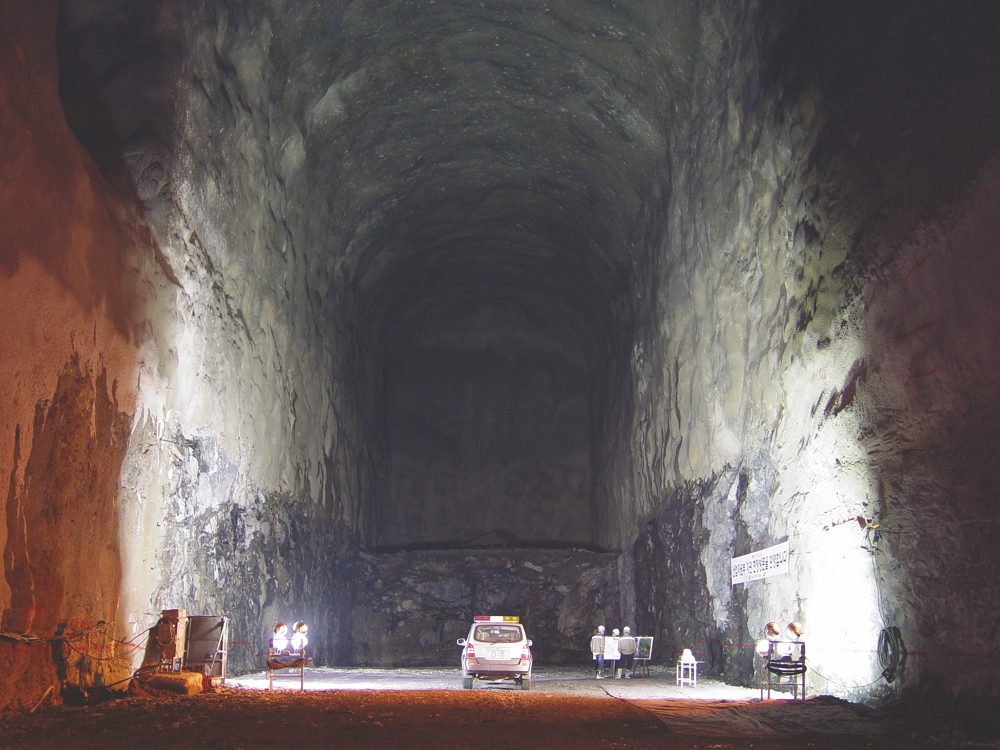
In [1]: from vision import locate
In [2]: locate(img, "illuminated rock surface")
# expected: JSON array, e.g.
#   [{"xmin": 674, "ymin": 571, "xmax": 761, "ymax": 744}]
[{"xmin": 2, "ymin": 0, "xmax": 1000, "ymax": 714}]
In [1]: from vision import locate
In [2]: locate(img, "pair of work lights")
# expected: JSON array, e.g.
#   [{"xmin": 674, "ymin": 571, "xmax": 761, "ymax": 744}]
[
  {"xmin": 755, "ymin": 621, "xmax": 804, "ymax": 657},
  {"xmin": 272, "ymin": 620, "xmax": 309, "ymax": 651}
]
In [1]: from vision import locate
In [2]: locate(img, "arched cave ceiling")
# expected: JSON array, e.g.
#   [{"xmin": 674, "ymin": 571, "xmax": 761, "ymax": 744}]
[{"xmin": 62, "ymin": 0, "xmax": 685, "ymax": 344}]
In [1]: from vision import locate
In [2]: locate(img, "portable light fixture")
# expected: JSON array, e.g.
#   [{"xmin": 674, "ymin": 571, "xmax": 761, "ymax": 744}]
[
  {"xmin": 267, "ymin": 620, "xmax": 308, "ymax": 691},
  {"xmin": 272, "ymin": 621, "xmax": 289, "ymax": 651},
  {"xmin": 764, "ymin": 622, "xmax": 781, "ymax": 641},
  {"xmin": 291, "ymin": 621, "xmax": 309, "ymax": 651},
  {"xmin": 786, "ymin": 621, "xmax": 804, "ymax": 641}
]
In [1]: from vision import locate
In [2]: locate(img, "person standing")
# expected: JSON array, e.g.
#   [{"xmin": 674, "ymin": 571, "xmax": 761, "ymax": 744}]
[
  {"xmin": 590, "ymin": 626, "xmax": 606, "ymax": 678},
  {"xmin": 618, "ymin": 626, "xmax": 636, "ymax": 678}
]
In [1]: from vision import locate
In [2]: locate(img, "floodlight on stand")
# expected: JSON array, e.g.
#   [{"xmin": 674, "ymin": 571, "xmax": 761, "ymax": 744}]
[
  {"xmin": 272, "ymin": 621, "xmax": 289, "ymax": 651},
  {"xmin": 755, "ymin": 640, "xmax": 770, "ymax": 658},
  {"xmin": 786, "ymin": 621, "xmax": 804, "ymax": 641},
  {"xmin": 765, "ymin": 622, "xmax": 781, "ymax": 641},
  {"xmin": 291, "ymin": 621, "xmax": 309, "ymax": 651}
]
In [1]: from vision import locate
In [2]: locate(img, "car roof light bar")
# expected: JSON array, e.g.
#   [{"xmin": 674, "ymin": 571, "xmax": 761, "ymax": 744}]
[{"xmin": 474, "ymin": 616, "xmax": 519, "ymax": 622}]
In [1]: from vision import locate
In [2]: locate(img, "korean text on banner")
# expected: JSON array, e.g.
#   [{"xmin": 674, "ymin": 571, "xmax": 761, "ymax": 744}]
[{"xmin": 731, "ymin": 541, "xmax": 789, "ymax": 585}]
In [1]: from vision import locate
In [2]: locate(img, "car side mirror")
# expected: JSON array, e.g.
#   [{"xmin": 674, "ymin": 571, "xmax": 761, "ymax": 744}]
[
  {"xmin": 526, "ymin": 640, "xmax": 532, "ymax": 647},
  {"xmin": 456, "ymin": 638, "xmax": 466, "ymax": 647}
]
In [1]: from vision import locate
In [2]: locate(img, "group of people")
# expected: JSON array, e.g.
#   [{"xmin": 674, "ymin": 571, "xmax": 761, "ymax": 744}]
[{"xmin": 589, "ymin": 625, "xmax": 638, "ymax": 679}]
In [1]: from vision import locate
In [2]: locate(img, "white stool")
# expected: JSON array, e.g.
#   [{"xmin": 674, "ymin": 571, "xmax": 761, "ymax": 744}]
[{"xmin": 676, "ymin": 648, "xmax": 700, "ymax": 687}]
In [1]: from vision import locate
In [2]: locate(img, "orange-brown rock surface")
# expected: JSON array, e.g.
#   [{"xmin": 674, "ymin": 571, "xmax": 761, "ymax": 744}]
[{"xmin": 0, "ymin": 0, "xmax": 147, "ymax": 709}]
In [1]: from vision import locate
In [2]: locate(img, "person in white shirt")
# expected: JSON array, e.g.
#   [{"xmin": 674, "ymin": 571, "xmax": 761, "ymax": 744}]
[{"xmin": 589, "ymin": 625, "xmax": 606, "ymax": 678}]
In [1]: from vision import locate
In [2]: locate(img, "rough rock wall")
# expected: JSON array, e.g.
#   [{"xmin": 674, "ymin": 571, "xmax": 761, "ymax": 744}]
[
  {"xmin": 601, "ymin": 0, "xmax": 814, "ymax": 683},
  {"xmin": 0, "ymin": 0, "xmax": 148, "ymax": 707},
  {"xmin": 789, "ymin": 3, "xmax": 1000, "ymax": 702},
  {"xmin": 631, "ymin": 471, "xmax": 757, "ymax": 685},
  {"xmin": 352, "ymin": 549, "xmax": 619, "ymax": 667},
  {"xmin": 617, "ymin": 1, "xmax": 1000, "ymax": 703},
  {"xmin": 853, "ymin": 160, "xmax": 1000, "ymax": 700},
  {"xmin": 56, "ymin": 0, "xmax": 379, "ymax": 669}
]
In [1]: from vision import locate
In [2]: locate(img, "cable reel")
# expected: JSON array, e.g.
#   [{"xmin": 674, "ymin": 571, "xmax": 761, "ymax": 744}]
[{"xmin": 877, "ymin": 626, "xmax": 905, "ymax": 683}]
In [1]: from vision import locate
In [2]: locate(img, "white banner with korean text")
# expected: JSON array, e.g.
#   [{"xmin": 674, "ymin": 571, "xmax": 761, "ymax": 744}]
[{"xmin": 731, "ymin": 541, "xmax": 789, "ymax": 585}]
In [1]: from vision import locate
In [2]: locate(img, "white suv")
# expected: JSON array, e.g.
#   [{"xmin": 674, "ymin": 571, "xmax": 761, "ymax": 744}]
[{"xmin": 457, "ymin": 616, "xmax": 533, "ymax": 690}]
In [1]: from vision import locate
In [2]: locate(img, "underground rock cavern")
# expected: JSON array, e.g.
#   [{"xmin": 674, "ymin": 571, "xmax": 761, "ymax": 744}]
[{"xmin": 2, "ymin": 0, "xmax": 1000, "ymax": 739}]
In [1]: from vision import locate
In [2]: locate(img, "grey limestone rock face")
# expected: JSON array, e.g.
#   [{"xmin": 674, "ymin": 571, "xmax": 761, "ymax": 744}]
[{"xmin": 32, "ymin": 0, "xmax": 1000, "ymax": 707}]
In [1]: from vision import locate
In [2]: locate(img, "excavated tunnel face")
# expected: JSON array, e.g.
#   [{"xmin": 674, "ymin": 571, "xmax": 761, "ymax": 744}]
[
  {"xmin": 379, "ymin": 289, "xmax": 595, "ymax": 549},
  {"xmin": 321, "ymin": 2, "xmax": 676, "ymax": 551},
  {"xmin": 358, "ymin": 190, "xmax": 650, "ymax": 552}
]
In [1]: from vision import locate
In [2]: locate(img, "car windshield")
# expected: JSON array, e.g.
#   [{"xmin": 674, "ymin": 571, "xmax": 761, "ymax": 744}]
[{"xmin": 473, "ymin": 625, "xmax": 523, "ymax": 644}]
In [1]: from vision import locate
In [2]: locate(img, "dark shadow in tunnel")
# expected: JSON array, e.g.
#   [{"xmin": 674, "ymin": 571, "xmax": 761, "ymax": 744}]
[
  {"xmin": 55, "ymin": 0, "xmax": 184, "ymax": 233},
  {"xmin": 347, "ymin": 165, "xmax": 645, "ymax": 554},
  {"xmin": 353, "ymin": 223, "xmax": 637, "ymax": 554},
  {"xmin": 381, "ymin": 294, "xmax": 593, "ymax": 550}
]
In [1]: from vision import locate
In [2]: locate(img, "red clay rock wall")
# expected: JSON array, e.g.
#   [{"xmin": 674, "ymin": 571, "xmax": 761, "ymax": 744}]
[{"xmin": 0, "ymin": 0, "xmax": 146, "ymax": 708}]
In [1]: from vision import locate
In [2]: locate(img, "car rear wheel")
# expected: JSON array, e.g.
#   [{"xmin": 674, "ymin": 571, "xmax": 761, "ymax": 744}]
[
  {"xmin": 462, "ymin": 676, "xmax": 473, "ymax": 690},
  {"xmin": 520, "ymin": 677, "xmax": 530, "ymax": 690}
]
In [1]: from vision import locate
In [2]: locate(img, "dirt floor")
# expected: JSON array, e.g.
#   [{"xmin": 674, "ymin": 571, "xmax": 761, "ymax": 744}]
[{"xmin": 1, "ymin": 682, "xmax": 992, "ymax": 750}]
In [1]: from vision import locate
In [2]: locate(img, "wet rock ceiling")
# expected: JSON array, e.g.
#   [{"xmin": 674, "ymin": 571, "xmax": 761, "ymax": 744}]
[{"xmin": 2, "ymin": 0, "xmax": 1000, "ymax": 709}]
